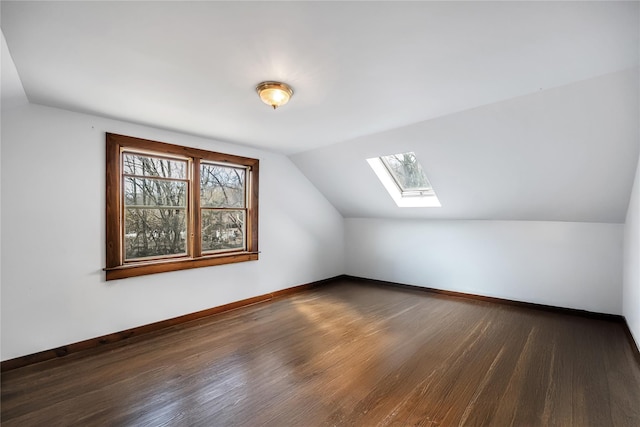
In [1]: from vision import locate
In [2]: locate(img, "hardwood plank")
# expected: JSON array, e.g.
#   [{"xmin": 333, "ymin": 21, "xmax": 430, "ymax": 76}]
[{"xmin": 2, "ymin": 278, "xmax": 640, "ymax": 426}]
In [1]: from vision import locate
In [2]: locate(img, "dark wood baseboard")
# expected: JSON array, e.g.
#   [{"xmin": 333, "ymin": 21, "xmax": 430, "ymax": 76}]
[
  {"xmin": 5, "ymin": 274, "xmax": 638, "ymax": 372},
  {"xmin": 5, "ymin": 276, "xmax": 640, "ymax": 425},
  {"xmin": 1, "ymin": 275, "xmax": 345, "ymax": 372},
  {"xmin": 345, "ymin": 275, "xmax": 640, "ymax": 364},
  {"xmin": 345, "ymin": 275, "xmax": 624, "ymax": 321},
  {"xmin": 621, "ymin": 318, "xmax": 640, "ymax": 366}
]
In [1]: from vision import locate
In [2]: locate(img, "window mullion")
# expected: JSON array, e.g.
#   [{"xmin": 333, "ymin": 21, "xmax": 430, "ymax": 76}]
[
  {"xmin": 193, "ymin": 157, "xmax": 202, "ymax": 258},
  {"xmin": 245, "ymin": 169, "xmax": 252, "ymax": 253}
]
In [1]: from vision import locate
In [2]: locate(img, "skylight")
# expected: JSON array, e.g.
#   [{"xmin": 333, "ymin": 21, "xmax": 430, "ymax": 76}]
[{"xmin": 367, "ymin": 152, "xmax": 441, "ymax": 208}]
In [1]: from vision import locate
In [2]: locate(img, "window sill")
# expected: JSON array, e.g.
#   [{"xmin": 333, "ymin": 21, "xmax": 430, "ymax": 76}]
[{"xmin": 105, "ymin": 252, "xmax": 259, "ymax": 280}]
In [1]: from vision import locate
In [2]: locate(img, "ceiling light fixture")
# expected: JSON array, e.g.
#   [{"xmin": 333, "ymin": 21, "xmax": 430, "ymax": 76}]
[{"xmin": 256, "ymin": 81, "xmax": 293, "ymax": 110}]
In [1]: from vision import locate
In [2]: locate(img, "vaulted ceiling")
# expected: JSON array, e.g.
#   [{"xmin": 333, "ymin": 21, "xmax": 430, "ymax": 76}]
[{"xmin": 2, "ymin": 1, "xmax": 639, "ymax": 222}]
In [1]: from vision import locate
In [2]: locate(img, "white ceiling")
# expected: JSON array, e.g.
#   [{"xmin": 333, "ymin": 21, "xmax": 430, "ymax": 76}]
[
  {"xmin": 2, "ymin": 1, "xmax": 639, "ymax": 223},
  {"xmin": 2, "ymin": 1, "xmax": 638, "ymax": 154}
]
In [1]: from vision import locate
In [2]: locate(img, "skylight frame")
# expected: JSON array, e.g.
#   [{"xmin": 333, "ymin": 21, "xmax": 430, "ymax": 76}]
[
  {"xmin": 379, "ymin": 153, "xmax": 434, "ymax": 196},
  {"xmin": 367, "ymin": 152, "xmax": 441, "ymax": 208}
]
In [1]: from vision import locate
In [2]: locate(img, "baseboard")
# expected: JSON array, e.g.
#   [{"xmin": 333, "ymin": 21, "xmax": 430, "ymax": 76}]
[
  {"xmin": 346, "ymin": 275, "xmax": 640, "ymax": 365},
  {"xmin": 6, "ymin": 274, "xmax": 636, "ymax": 372},
  {"xmin": 344, "ymin": 275, "xmax": 625, "ymax": 322},
  {"xmin": 1, "ymin": 275, "xmax": 345, "ymax": 372},
  {"xmin": 621, "ymin": 318, "xmax": 640, "ymax": 366}
]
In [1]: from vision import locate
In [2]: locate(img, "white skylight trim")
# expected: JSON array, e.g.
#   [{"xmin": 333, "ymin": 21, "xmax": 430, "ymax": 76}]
[{"xmin": 367, "ymin": 156, "xmax": 441, "ymax": 208}]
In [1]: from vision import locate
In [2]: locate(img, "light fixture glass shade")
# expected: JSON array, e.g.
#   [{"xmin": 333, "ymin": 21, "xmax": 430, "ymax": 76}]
[{"xmin": 256, "ymin": 81, "xmax": 293, "ymax": 109}]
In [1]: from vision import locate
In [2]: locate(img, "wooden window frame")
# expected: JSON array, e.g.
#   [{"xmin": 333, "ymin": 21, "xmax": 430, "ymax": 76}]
[{"xmin": 105, "ymin": 133, "xmax": 259, "ymax": 280}]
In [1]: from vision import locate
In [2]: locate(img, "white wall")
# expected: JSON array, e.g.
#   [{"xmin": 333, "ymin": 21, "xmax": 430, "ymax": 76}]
[
  {"xmin": 346, "ymin": 218, "xmax": 623, "ymax": 314},
  {"xmin": 0, "ymin": 103, "xmax": 345, "ymax": 361},
  {"xmin": 623, "ymin": 151, "xmax": 640, "ymax": 349}
]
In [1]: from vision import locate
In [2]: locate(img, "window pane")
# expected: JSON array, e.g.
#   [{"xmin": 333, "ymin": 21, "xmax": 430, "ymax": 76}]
[
  {"xmin": 381, "ymin": 152, "xmax": 432, "ymax": 191},
  {"xmin": 200, "ymin": 164, "xmax": 245, "ymax": 208},
  {"xmin": 123, "ymin": 153, "xmax": 187, "ymax": 179},
  {"xmin": 124, "ymin": 177, "xmax": 187, "ymax": 207},
  {"xmin": 124, "ymin": 208, "xmax": 187, "ymax": 260},
  {"xmin": 201, "ymin": 210, "xmax": 245, "ymax": 253}
]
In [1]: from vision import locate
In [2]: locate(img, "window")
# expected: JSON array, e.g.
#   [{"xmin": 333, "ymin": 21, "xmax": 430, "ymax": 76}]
[
  {"xmin": 106, "ymin": 133, "xmax": 259, "ymax": 280},
  {"xmin": 367, "ymin": 151, "xmax": 441, "ymax": 207},
  {"xmin": 380, "ymin": 153, "xmax": 433, "ymax": 196}
]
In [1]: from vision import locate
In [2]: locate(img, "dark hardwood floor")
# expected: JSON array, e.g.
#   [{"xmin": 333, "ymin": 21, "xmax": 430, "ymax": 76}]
[{"xmin": 2, "ymin": 278, "xmax": 640, "ymax": 426}]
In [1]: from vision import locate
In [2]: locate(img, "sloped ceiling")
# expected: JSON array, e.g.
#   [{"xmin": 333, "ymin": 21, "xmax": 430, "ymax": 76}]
[
  {"xmin": 2, "ymin": 1, "xmax": 639, "ymax": 222},
  {"xmin": 291, "ymin": 69, "xmax": 639, "ymax": 222}
]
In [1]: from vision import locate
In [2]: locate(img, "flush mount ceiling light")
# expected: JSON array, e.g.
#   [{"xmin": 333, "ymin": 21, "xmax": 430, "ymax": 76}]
[{"xmin": 256, "ymin": 81, "xmax": 293, "ymax": 110}]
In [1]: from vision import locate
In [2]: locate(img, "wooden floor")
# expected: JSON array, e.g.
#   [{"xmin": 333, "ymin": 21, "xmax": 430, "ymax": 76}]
[{"xmin": 2, "ymin": 279, "xmax": 640, "ymax": 426}]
